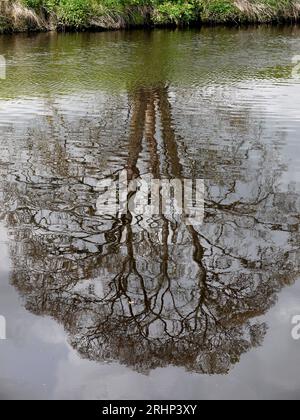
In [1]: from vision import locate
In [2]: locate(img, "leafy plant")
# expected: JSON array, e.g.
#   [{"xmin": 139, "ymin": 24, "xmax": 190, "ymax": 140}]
[{"xmin": 56, "ymin": 0, "xmax": 91, "ymax": 26}]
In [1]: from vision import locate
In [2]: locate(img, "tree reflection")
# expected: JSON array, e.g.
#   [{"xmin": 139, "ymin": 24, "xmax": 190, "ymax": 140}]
[{"xmin": 0, "ymin": 85, "xmax": 299, "ymax": 374}]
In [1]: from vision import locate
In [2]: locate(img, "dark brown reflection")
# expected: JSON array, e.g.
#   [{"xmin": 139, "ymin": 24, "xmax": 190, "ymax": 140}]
[{"xmin": 1, "ymin": 85, "xmax": 299, "ymax": 374}]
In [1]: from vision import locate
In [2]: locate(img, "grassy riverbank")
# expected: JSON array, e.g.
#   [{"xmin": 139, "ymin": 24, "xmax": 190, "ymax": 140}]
[{"xmin": 1, "ymin": 0, "xmax": 300, "ymax": 33}]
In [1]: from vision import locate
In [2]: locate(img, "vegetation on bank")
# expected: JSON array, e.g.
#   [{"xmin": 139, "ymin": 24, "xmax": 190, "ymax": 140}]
[{"xmin": 0, "ymin": 0, "xmax": 300, "ymax": 32}]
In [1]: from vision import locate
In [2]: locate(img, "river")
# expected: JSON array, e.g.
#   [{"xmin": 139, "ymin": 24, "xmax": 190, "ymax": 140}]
[{"xmin": 0, "ymin": 26, "xmax": 300, "ymax": 400}]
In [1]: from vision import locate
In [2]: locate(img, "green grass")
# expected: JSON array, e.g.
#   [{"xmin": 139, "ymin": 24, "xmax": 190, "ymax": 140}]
[
  {"xmin": 1, "ymin": 0, "xmax": 299, "ymax": 31},
  {"xmin": 200, "ymin": 0, "xmax": 237, "ymax": 22}
]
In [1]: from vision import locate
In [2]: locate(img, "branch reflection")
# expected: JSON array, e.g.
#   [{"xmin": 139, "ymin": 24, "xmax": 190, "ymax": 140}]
[{"xmin": 1, "ymin": 85, "xmax": 299, "ymax": 374}]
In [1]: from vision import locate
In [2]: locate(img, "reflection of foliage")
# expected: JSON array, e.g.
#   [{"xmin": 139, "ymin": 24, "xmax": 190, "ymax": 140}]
[
  {"xmin": 0, "ymin": 85, "xmax": 299, "ymax": 374},
  {"xmin": 0, "ymin": 27, "xmax": 297, "ymax": 99}
]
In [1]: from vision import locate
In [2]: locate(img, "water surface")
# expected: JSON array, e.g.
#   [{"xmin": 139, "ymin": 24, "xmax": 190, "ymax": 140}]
[{"xmin": 0, "ymin": 26, "xmax": 300, "ymax": 400}]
